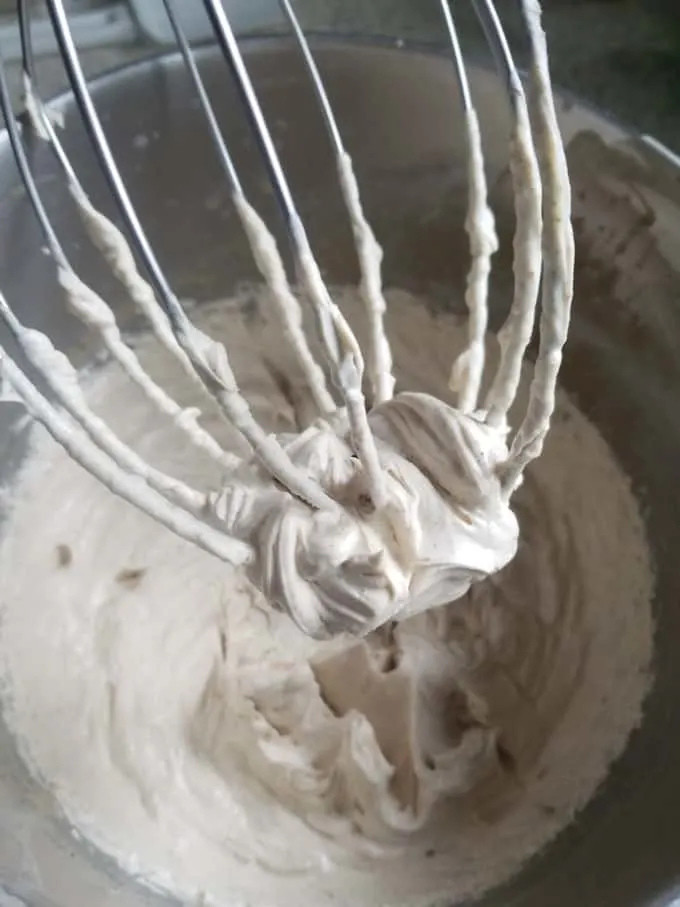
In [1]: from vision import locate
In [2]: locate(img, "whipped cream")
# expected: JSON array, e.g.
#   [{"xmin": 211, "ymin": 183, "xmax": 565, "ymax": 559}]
[
  {"xmin": 0, "ymin": 8, "xmax": 646, "ymax": 907},
  {"xmin": 0, "ymin": 287, "xmax": 654, "ymax": 907}
]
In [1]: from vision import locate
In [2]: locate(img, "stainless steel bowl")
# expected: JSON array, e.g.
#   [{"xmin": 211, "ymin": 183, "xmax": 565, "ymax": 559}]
[{"xmin": 1, "ymin": 37, "xmax": 680, "ymax": 907}]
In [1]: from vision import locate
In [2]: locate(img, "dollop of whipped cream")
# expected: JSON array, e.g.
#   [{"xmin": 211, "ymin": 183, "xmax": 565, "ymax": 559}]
[{"xmin": 208, "ymin": 392, "xmax": 518, "ymax": 638}]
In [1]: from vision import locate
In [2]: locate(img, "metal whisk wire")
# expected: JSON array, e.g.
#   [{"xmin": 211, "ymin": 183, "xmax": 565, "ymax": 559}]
[
  {"xmin": 42, "ymin": 0, "xmax": 342, "ymax": 512},
  {"xmin": 0, "ymin": 0, "xmax": 573, "ymax": 591},
  {"xmin": 200, "ymin": 0, "xmax": 388, "ymax": 508}
]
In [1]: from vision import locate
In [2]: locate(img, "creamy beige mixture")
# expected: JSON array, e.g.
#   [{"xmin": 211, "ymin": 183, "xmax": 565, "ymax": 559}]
[
  {"xmin": 0, "ymin": 4, "xmax": 654, "ymax": 905},
  {"xmin": 0, "ymin": 287, "xmax": 653, "ymax": 907}
]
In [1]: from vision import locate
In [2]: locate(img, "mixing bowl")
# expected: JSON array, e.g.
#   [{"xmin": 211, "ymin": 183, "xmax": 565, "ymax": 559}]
[{"xmin": 1, "ymin": 36, "xmax": 680, "ymax": 907}]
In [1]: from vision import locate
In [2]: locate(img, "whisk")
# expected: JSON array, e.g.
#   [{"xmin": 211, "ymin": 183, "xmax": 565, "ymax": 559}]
[{"xmin": 0, "ymin": 0, "xmax": 573, "ymax": 639}]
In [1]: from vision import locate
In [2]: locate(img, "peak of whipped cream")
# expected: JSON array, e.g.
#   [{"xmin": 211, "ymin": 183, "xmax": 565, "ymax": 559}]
[{"xmin": 210, "ymin": 392, "xmax": 518, "ymax": 638}]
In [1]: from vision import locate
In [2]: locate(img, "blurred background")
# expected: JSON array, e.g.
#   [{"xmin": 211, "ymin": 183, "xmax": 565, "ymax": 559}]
[{"xmin": 0, "ymin": 0, "xmax": 678, "ymax": 150}]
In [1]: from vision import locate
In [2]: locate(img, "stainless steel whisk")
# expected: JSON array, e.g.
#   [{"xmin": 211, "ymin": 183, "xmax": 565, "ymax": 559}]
[{"xmin": 0, "ymin": 0, "xmax": 573, "ymax": 636}]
